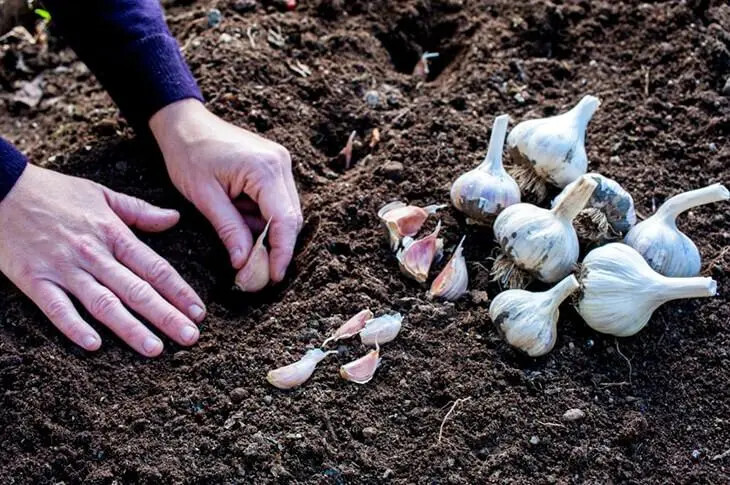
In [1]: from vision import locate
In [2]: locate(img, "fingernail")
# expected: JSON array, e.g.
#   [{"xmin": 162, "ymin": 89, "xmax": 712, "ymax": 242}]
[
  {"xmin": 83, "ymin": 335, "xmax": 99, "ymax": 350},
  {"xmin": 180, "ymin": 325, "xmax": 199, "ymax": 344},
  {"xmin": 188, "ymin": 304, "xmax": 206, "ymax": 321},
  {"xmin": 143, "ymin": 336, "xmax": 162, "ymax": 355}
]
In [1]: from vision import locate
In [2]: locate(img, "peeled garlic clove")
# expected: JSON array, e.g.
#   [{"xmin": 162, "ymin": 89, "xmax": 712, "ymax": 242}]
[
  {"xmin": 339, "ymin": 342, "xmax": 381, "ymax": 384},
  {"xmin": 576, "ymin": 243, "xmax": 717, "ymax": 337},
  {"xmin": 378, "ymin": 201, "xmax": 446, "ymax": 250},
  {"xmin": 507, "ymin": 95, "xmax": 600, "ymax": 201},
  {"xmin": 359, "ymin": 313, "xmax": 403, "ymax": 345},
  {"xmin": 267, "ymin": 348, "xmax": 338, "ymax": 389},
  {"xmin": 552, "ymin": 173, "xmax": 637, "ymax": 241},
  {"xmin": 624, "ymin": 183, "xmax": 729, "ymax": 277},
  {"xmin": 492, "ymin": 176, "xmax": 597, "ymax": 287},
  {"xmin": 396, "ymin": 221, "xmax": 443, "ymax": 283},
  {"xmin": 450, "ymin": 114, "xmax": 521, "ymax": 224},
  {"xmin": 235, "ymin": 219, "xmax": 271, "ymax": 292},
  {"xmin": 489, "ymin": 275, "xmax": 579, "ymax": 356},
  {"xmin": 323, "ymin": 309, "xmax": 374, "ymax": 346},
  {"xmin": 429, "ymin": 236, "xmax": 468, "ymax": 300}
]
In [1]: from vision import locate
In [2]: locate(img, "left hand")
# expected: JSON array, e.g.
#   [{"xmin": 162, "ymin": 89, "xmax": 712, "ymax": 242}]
[{"xmin": 149, "ymin": 99, "xmax": 303, "ymax": 286}]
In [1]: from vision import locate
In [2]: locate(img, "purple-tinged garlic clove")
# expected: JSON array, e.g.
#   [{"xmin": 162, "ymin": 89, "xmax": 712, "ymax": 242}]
[
  {"xmin": 340, "ymin": 130, "xmax": 357, "ymax": 169},
  {"xmin": 396, "ymin": 220, "xmax": 443, "ymax": 283},
  {"xmin": 267, "ymin": 348, "xmax": 338, "ymax": 390},
  {"xmin": 429, "ymin": 236, "xmax": 468, "ymax": 300},
  {"xmin": 339, "ymin": 342, "xmax": 381, "ymax": 384},
  {"xmin": 378, "ymin": 201, "xmax": 446, "ymax": 251},
  {"xmin": 359, "ymin": 313, "xmax": 403, "ymax": 345},
  {"xmin": 235, "ymin": 219, "xmax": 272, "ymax": 292},
  {"xmin": 323, "ymin": 309, "xmax": 374, "ymax": 346}
]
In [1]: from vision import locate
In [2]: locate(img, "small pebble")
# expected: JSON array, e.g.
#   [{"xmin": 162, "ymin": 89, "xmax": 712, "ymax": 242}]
[
  {"xmin": 585, "ymin": 339, "xmax": 595, "ymax": 349},
  {"xmin": 562, "ymin": 408, "xmax": 586, "ymax": 422},
  {"xmin": 230, "ymin": 387, "xmax": 247, "ymax": 403},
  {"xmin": 362, "ymin": 426, "xmax": 379, "ymax": 439},
  {"xmin": 232, "ymin": 0, "xmax": 257, "ymax": 12},
  {"xmin": 610, "ymin": 155, "xmax": 621, "ymax": 164},
  {"xmin": 219, "ymin": 33, "xmax": 233, "ymax": 43},
  {"xmin": 514, "ymin": 92, "xmax": 526, "ymax": 103},
  {"xmin": 381, "ymin": 161, "xmax": 404, "ymax": 182},
  {"xmin": 364, "ymin": 90, "xmax": 380, "ymax": 108},
  {"xmin": 263, "ymin": 395, "xmax": 273, "ymax": 405},
  {"xmin": 529, "ymin": 435, "xmax": 540, "ymax": 445},
  {"xmin": 692, "ymin": 449, "xmax": 701, "ymax": 460},
  {"xmin": 708, "ymin": 142, "xmax": 717, "ymax": 152},
  {"xmin": 207, "ymin": 8, "xmax": 222, "ymax": 28}
]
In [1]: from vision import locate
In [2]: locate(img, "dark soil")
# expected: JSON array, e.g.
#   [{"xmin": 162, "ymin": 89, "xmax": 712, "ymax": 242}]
[{"xmin": 1, "ymin": 0, "xmax": 729, "ymax": 483}]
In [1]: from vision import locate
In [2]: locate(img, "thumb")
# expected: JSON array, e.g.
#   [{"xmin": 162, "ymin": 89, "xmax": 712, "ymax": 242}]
[
  {"xmin": 196, "ymin": 186, "xmax": 254, "ymax": 269},
  {"xmin": 104, "ymin": 188, "xmax": 180, "ymax": 232}
]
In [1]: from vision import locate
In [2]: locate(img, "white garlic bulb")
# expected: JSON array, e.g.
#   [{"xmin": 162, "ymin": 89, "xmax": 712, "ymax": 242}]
[
  {"xmin": 507, "ymin": 95, "xmax": 600, "ymax": 201},
  {"xmin": 428, "ymin": 236, "xmax": 468, "ymax": 300},
  {"xmin": 378, "ymin": 201, "xmax": 446, "ymax": 250},
  {"xmin": 624, "ymin": 183, "xmax": 729, "ymax": 277},
  {"xmin": 552, "ymin": 173, "xmax": 636, "ymax": 241},
  {"xmin": 576, "ymin": 243, "xmax": 717, "ymax": 336},
  {"xmin": 359, "ymin": 313, "xmax": 403, "ymax": 345},
  {"xmin": 492, "ymin": 176, "xmax": 598, "ymax": 288},
  {"xmin": 396, "ymin": 221, "xmax": 443, "ymax": 283},
  {"xmin": 450, "ymin": 114, "xmax": 520, "ymax": 224},
  {"xmin": 267, "ymin": 348, "xmax": 338, "ymax": 390},
  {"xmin": 489, "ymin": 275, "xmax": 579, "ymax": 356}
]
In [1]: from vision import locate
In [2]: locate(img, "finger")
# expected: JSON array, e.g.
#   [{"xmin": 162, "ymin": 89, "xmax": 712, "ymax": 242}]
[
  {"xmin": 196, "ymin": 186, "xmax": 254, "ymax": 269},
  {"xmin": 27, "ymin": 279, "xmax": 101, "ymax": 351},
  {"xmin": 103, "ymin": 188, "xmax": 180, "ymax": 232},
  {"xmin": 112, "ymin": 232, "xmax": 206, "ymax": 323},
  {"xmin": 85, "ymin": 253, "xmax": 199, "ymax": 346},
  {"xmin": 280, "ymin": 156, "xmax": 304, "ymax": 233},
  {"xmin": 65, "ymin": 272, "xmax": 164, "ymax": 357}
]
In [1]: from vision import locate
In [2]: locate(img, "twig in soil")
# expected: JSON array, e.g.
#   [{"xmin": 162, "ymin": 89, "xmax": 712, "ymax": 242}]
[
  {"xmin": 537, "ymin": 421, "xmax": 566, "ymax": 428},
  {"xmin": 615, "ymin": 340, "xmax": 633, "ymax": 386},
  {"xmin": 247, "ymin": 25, "xmax": 258, "ymax": 48},
  {"xmin": 712, "ymin": 448, "xmax": 730, "ymax": 461},
  {"xmin": 643, "ymin": 67, "xmax": 651, "ymax": 97},
  {"xmin": 599, "ymin": 381, "xmax": 629, "ymax": 387},
  {"xmin": 288, "ymin": 60, "xmax": 311, "ymax": 78},
  {"xmin": 702, "ymin": 245, "xmax": 730, "ymax": 276},
  {"xmin": 438, "ymin": 397, "xmax": 471, "ymax": 444},
  {"xmin": 267, "ymin": 26, "xmax": 286, "ymax": 47}
]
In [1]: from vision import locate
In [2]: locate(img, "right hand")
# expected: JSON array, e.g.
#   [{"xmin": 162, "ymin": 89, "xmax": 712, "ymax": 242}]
[{"xmin": 0, "ymin": 164, "xmax": 206, "ymax": 356}]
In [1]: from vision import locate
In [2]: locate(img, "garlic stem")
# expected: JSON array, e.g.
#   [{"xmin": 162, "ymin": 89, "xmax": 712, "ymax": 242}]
[
  {"xmin": 551, "ymin": 176, "xmax": 598, "ymax": 222},
  {"xmin": 655, "ymin": 183, "xmax": 729, "ymax": 221},
  {"xmin": 549, "ymin": 274, "xmax": 580, "ymax": 303},
  {"xmin": 479, "ymin": 114, "xmax": 509, "ymax": 173},
  {"xmin": 569, "ymin": 95, "xmax": 601, "ymax": 128},
  {"xmin": 659, "ymin": 276, "xmax": 717, "ymax": 300}
]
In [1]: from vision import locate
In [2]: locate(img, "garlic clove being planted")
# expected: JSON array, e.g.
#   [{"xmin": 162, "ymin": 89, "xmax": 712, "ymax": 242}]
[
  {"xmin": 450, "ymin": 115, "xmax": 521, "ymax": 224},
  {"xmin": 489, "ymin": 274, "xmax": 579, "ymax": 356},
  {"xmin": 340, "ymin": 341, "xmax": 381, "ymax": 384},
  {"xmin": 396, "ymin": 221, "xmax": 443, "ymax": 283},
  {"xmin": 323, "ymin": 309, "xmax": 374, "ymax": 346},
  {"xmin": 624, "ymin": 183, "xmax": 729, "ymax": 277},
  {"xmin": 492, "ymin": 176, "xmax": 598, "ymax": 288},
  {"xmin": 576, "ymin": 243, "xmax": 717, "ymax": 337},
  {"xmin": 552, "ymin": 173, "xmax": 637, "ymax": 242},
  {"xmin": 507, "ymin": 95, "xmax": 600, "ymax": 201},
  {"xmin": 429, "ymin": 236, "xmax": 468, "ymax": 300},
  {"xmin": 359, "ymin": 313, "xmax": 403, "ymax": 345},
  {"xmin": 378, "ymin": 201, "xmax": 446, "ymax": 250},
  {"xmin": 235, "ymin": 219, "xmax": 272, "ymax": 292},
  {"xmin": 267, "ymin": 348, "xmax": 338, "ymax": 389}
]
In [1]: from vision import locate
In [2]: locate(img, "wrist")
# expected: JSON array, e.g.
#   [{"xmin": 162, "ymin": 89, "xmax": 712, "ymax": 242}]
[{"xmin": 149, "ymin": 98, "xmax": 212, "ymax": 153}]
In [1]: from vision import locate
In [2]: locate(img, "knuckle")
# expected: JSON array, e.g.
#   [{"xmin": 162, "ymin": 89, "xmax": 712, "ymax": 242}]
[
  {"xmin": 174, "ymin": 285, "xmax": 196, "ymax": 304},
  {"xmin": 113, "ymin": 236, "xmax": 137, "ymax": 262},
  {"xmin": 99, "ymin": 221, "xmax": 123, "ymax": 242},
  {"xmin": 159, "ymin": 310, "xmax": 182, "ymax": 332},
  {"xmin": 46, "ymin": 298, "xmax": 70, "ymax": 322},
  {"xmin": 215, "ymin": 220, "xmax": 240, "ymax": 245},
  {"xmin": 126, "ymin": 280, "xmax": 154, "ymax": 306},
  {"xmin": 146, "ymin": 258, "xmax": 173, "ymax": 286},
  {"xmin": 72, "ymin": 235, "xmax": 102, "ymax": 263},
  {"xmin": 89, "ymin": 291, "xmax": 120, "ymax": 319}
]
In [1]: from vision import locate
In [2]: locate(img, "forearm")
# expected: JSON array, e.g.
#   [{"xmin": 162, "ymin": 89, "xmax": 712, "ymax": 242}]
[{"xmin": 0, "ymin": 138, "xmax": 28, "ymax": 203}]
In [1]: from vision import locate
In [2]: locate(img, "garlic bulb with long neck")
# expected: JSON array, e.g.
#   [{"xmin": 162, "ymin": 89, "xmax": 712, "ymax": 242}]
[
  {"xmin": 492, "ymin": 176, "xmax": 598, "ymax": 288},
  {"xmin": 507, "ymin": 95, "xmax": 600, "ymax": 202},
  {"xmin": 489, "ymin": 275, "xmax": 579, "ymax": 356},
  {"xmin": 576, "ymin": 243, "xmax": 717, "ymax": 337},
  {"xmin": 552, "ymin": 173, "xmax": 637, "ymax": 242},
  {"xmin": 450, "ymin": 114, "xmax": 520, "ymax": 224},
  {"xmin": 624, "ymin": 183, "xmax": 729, "ymax": 277}
]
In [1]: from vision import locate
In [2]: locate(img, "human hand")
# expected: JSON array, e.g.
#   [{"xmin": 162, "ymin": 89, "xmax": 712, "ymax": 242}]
[
  {"xmin": 149, "ymin": 99, "xmax": 303, "ymax": 287},
  {"xmin": 0, "ymin": 165, "xmax": 206, "ymax": 356}
]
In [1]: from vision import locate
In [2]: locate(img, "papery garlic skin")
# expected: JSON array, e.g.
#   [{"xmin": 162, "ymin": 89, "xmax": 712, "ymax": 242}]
[
  {"xmin": 340, "ymin": 342, "xmax": 381, "ymax": 384},
  {"xmin": 489, "ymin": 275, "xmax": 579, "ymax": 356},
  {"xmin": 378, "ymin": 201, "xmax": 446, "ymax": 250},
  {"xmin": 323, "ymin": 309, "xmax": 374, "ymax": 346},
  {"xmin": 267, "ymin": 348, "xmax": 338, "ymax": 390},
  {"xmin": 359, "ymin": 313, "xmax": 403, "ymax": 345},
  {"xmin": 429, "ymin": 236, "xmax": 468, "ymax": 300},
  {"xmin": 396, "ymin": 221, "xmax": 443, "ymax": 283},
  {"xmin": 450, "ymin": 115, "xmax": 520, "ymax": 224},
  {"xmin": 576, "ymin": 243, "xmax": 717, "ymax": 337},
  {"xmin": 492, "ymin": 176, "xmax": 597, "ymax": 287},
  {"xmin": 624, "ymin": 183, "xmax": 729, "ymax": 277},
  {"xmin": 235, "ymin": 219, "xmax": 271, "ymax": 292},
  {"xmin": 507, "ymin": 95, "xmax": 600, "ymax": 200}
]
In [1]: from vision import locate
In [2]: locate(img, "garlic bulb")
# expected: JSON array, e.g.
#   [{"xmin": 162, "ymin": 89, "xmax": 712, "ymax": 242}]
[
  {"xmin": 507, "ymin": 95, "xmax": 600, "ymax": 201},
  {"xmin": 378, "ymin": 201, "xmax": 446, "ymax": 250},
  {"xmin": 429, "ymin": 236, "xmax": 468, "ymax": 300},
  {"xmin": 489, "ymin": 275, "xmax": 579, "ymax": 356},
  {"xmin": 624, "ymin": 183, "xmax": 729, "ymax": 277},
  {"xmin": 492, "ymin": 176, "xmax": 598, "ymax": 288},
  {"xmin": 359, "ymin": 313, "xmax": 403, "ymax": 345},
  {"xmin": 340, "ymin": 342, "xmax": 381, "ymax": 384},
  {"xmin": 576, "ymin": 243, "xmax": 717, "ymax": 336},
  {"xmin": 267, "ymin": 348, "xmax": 338, "ymax": 389},
  {"xmin": 322, "ymin": 309, "xmax": 374, "ymax": 346},
  {"xmin": 450, "ymin": 115, "xmax": 520, "ymax": 224},
  {"xmin": 235, "ymin": 219, "xmax": 271, "ymax": 292},
  {"xmin": 396, "ymin": 221, "xmax": 443, "ymax": 283}
]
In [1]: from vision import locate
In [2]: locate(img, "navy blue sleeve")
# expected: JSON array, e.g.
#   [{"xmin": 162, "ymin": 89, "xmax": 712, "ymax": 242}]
[{"xmin": 0, "ymin": 138, "xmax": 27, "ymax": 203}]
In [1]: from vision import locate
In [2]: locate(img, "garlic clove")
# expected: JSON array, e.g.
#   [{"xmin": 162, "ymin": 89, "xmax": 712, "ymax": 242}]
[
  {"xmin": 489, "ymin": 274, "xmax": 579, "ymax": 356},
  {"xmin": 267, "ymin": 348, "xmax": 338, "ymax": 389},
  {"xmin": 322, "ymin": 309, "xmax": 374, "ymax": 346},
  {"xmin": 396, "ymin": 220, "xmax": 443, "ymax": 283},
  {"xmin": 339, "ymin": 342, "xmax": 381, "ymax": 384},
  {"xmin": 413, "ymin": 51, "xmax": 439, "ymax": 78},
  {"xmin": 359, "ymin": 312, "xmax": 403, "ymax": 345},
  {"xmin": 507, "ymin": 95, "xmax": 600, "ymax": 201},
  {"xmin": 624, "ymin": 183, "xmax": 729, "ymax": 277},
  {"xmin": 235, "ymin": 219, "xmax": 272, "ymax": 292},
  {"xmin": 576, "ymin": 243, "xmax": 717, "ymax": 336},
  {"xmin": 340, "ymin": 130, "xmax": 357, "ymax": 169},
  {"xmin": 429, "ymin": 236, "xmax": 468, "ymax": 300},
  {"xmin": 450, "ymin": 114, "xmax": 521, "ymax": 224},
  {"xmin": 378, "ymin": 201, "xmax": 446, "ymax": 250}
]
